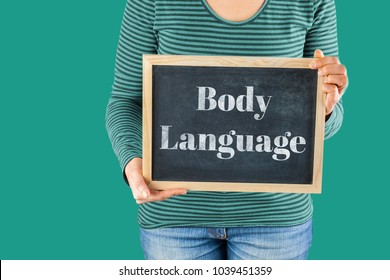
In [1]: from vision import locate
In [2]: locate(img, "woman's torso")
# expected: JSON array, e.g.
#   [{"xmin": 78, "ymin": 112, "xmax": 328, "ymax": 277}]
[{"xmin": 136, "ymin": 0, "xmax": 338, "ymax": 229}]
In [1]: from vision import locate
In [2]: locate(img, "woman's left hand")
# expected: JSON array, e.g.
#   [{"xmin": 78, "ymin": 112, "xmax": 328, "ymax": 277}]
[{"xmin": 309, "ymin": 49, "xmax": 348, "ymax": 116}]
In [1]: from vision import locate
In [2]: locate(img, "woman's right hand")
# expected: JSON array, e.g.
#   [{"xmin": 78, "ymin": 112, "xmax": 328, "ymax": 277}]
[{"xmin": 124, "ymin": 157, "xmax": 187, "ymax": 204}]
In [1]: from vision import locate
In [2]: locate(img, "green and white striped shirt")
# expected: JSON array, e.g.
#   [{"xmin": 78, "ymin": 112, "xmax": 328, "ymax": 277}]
[{"xmin": 105, "ymin": 0, "xmax": 344, "ymax": 229}]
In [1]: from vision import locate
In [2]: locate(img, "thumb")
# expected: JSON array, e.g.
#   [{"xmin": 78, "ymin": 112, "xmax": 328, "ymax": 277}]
[
  {"xmin": 310, "ymin": 49, "xmax": 325, "ymax": 69},
  {"xmin": 314, "ymin": 49, "xmax": 324, "ymax": 59}
]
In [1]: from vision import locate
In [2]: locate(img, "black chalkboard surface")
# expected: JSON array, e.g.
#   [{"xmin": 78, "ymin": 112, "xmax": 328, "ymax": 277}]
[{"xmin": 142, "ymin": 55, "xmax": 325, "ymax": 193}]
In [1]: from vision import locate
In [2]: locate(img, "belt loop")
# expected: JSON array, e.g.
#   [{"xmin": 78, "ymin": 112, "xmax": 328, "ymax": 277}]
[{"xmin": 208, "ymin": 228, "xmax": 227, "ymax": 239}]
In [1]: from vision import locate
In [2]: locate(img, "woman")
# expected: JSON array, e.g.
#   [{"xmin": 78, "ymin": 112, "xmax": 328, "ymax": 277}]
[{"xmin": 105, "ymin": 0, "xmax": 348, "ymax": 260}]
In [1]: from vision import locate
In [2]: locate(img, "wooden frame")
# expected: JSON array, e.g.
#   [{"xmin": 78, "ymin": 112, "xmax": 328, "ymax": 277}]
[{"xmin": 142, "ymin": 54, "xmax": 325, "ymax": 193}]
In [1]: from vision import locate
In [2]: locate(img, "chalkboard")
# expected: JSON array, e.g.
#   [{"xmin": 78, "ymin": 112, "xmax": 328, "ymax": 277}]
[{"xmin": 142, "ymin": 55, "xmax": 325, "ymax": 193}]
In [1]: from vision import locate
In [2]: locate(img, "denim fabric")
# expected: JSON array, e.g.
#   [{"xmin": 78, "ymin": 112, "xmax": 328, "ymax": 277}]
[{"xmin": 139, "ymin": 218, "xmax": 312, "ymax": 260}]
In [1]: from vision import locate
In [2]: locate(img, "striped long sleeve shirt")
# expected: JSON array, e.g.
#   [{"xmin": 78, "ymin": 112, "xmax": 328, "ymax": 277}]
[{"xmin": 105, "ymin": 0, "xmax": 344, "ymax": 229}]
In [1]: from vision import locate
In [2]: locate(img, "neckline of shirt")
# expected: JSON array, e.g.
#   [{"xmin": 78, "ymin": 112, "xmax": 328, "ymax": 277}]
[{"xmin": 200, "ymin": 0, "xmax": 271, "ymax": 26}]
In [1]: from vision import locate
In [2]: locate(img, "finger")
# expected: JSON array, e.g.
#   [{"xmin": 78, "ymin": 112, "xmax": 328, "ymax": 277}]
[
  {"xmin": 314, "ymin": 49, "xmax": 324, "ymax": 59},
  {"xmin": 128, "ymin": 170, "xmax": 150, "ymax": 199},
  {"xmin": 136, "ymin": 189, "xmax": 187, "ymax": 205},
  {"xmin": 324, "ymin": 74, "xmax": 348, "ymax": 88},
  {"xmin": 325, "ymin": 92, "xmax": 340, "ymax": 115},
  {"xmin": 322, "ymin": 83, "xmax": 339, "ymax": 95},
  {"xmin": 322, "ymin": 84, "xmax": 340, "ymax": 115},
  {"xmin": 318, "ymin": 64, "xmax": 347, "ymax": 77},
  {"xmin": 136, "ymin": 188, "xmax": 187, "ymax": 205},
  {"xmin": 310, "ymin": 56, "xmax": 340, "ymax": 69},
  {"xmin": 149, "ymin": 188, "xmax": 188, "ymax": 201}
]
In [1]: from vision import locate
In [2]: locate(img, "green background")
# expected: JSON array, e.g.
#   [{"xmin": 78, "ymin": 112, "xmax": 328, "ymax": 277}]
[{"xmin": 0, "ymin": 0, "xmax": 388, "ymax": 260}]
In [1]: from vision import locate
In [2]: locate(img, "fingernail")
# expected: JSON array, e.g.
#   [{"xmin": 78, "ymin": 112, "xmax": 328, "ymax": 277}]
[
  {"xmin": 309, "ymin": 61, "xmax": 317, "ymax": 68},
  {"xmin": 142, "ymin": 190, "xmax": 149, "ymax": 198}
]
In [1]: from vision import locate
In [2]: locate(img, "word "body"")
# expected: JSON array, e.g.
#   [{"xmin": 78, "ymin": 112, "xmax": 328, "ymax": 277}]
[{"xmin": 197, "ymin": 86, "xmax": 272, "ymax": 120}]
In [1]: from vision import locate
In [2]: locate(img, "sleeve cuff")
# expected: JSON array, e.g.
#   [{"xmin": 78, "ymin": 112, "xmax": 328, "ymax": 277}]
[
  {"xmin": 120, "ymin": 152, "xmax": 142, "ymax": 187},
  {"xmin": 324, "ymin": 100, "xmax": 344, "ymax": 140}
]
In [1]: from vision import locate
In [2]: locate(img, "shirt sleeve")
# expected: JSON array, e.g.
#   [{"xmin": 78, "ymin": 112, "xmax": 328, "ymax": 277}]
[
  {"xmin": 303, "ymin": 0, "xmax": 344, "ymax": 140},
  {"xmin": 105, "ymin": 0, "xmax": 157, "ymax": 185}
]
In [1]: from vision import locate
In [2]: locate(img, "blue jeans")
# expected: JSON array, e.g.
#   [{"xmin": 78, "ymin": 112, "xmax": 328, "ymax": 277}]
[{"xmin": 139, "ymin": 218, "xmax": 312, "ymax": 260}]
